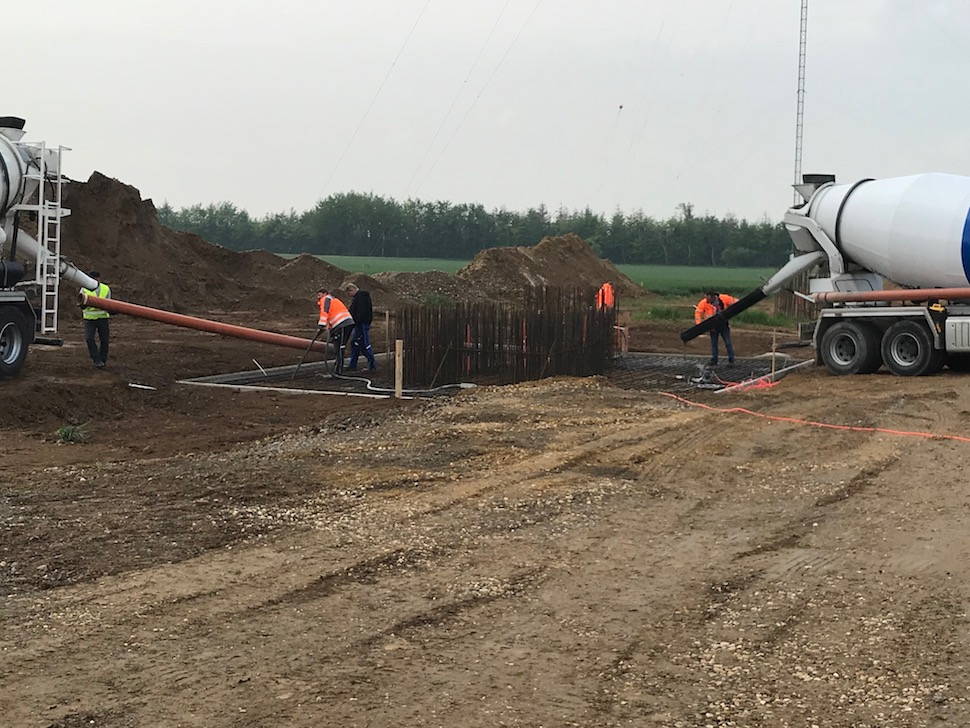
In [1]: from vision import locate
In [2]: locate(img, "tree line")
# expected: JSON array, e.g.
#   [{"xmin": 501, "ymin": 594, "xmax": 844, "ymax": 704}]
[{"xmin": 157, "ymin": 192, "xmax": 793, "ymax": 267}]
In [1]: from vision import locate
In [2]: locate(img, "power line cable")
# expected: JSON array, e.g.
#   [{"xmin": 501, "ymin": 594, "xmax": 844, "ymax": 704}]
[
  {"xmin": 405, "ymin": 0, "xmax": 513, "ymax": 197},
  {"xmin": 320, "ymin": 0, "xmax": 433, "ymax": 197},
  {"xmin": 416, "ymin": 0, "xmax": 543, "ymax": 195}
]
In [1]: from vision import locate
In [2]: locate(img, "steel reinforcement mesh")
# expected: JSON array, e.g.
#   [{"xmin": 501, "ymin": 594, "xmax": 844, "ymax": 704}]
[
  {"xmin": 606, "ymin": 354, "xmax": 785, "ymax": 393},
  {"xmin": 399, "ymin": 288, "xmax": 617, "ymax": 387}
]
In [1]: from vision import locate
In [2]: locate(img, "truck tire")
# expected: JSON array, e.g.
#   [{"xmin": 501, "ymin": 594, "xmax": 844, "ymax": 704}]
[
  {"xmin": 881, "ymin": 320, "xmax": 943, "ymax": 376},
  {"xmin": 0, "ymin": 306, "xmax": 29, "ymax": 377},
  {"xmin": 820, "ymin": 321, "xmax": 882, "ymax": 375}
]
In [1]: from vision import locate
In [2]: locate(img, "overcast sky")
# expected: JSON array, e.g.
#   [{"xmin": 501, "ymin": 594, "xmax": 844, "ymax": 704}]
[{"xmin": 8, "ymin": 1, "xmax": 970, "ymax": 222}]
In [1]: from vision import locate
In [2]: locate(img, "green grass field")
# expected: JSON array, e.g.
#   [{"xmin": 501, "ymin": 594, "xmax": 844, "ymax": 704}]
[
  {"xmin": 289, "ymin": 254, "xmax": 467, "ymax": 275},
  {"xmin": 616, "ymin": 264, "xmax": 774, "ymax": 296},
  {"xmin": 282, "ymin": 254, "xmax": 773, "ymax": 296},
  {"xmin": 633, "ymin": 302, "xmax": 793, "ymax": 328}
]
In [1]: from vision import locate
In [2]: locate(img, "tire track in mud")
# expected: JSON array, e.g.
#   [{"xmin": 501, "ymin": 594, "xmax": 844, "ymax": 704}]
[
  {"xmin": 734, "ymin": 452, "xmax": 900, "ymax": 567},
  {"xmin": 353, "ymin": 567, "xmax": 547, "ymax": 650},
  {"xmin": 680, "ymin": 444, "xmax": 904, "ymax": 673},
  {"xmin": 0, "ymin": 410, "xmax": 696, "ymax": 688},
  {"xmin": 6, "ymin": 402, "xmax": 703, "ymax": 726},
  {"xmin": 640, "ymin": 390, "xmax": 909, "ymax": 675},
  {"xmin": 13, "ymin": 383, "xmax": 920, "ymax": 726},
  {"xmin": 258, "ymin": 547, "xmax": 436, "ymax": 610},
  {"xmin": 414, "ymin": 416, "xmax": 695, "ymax": 517}
]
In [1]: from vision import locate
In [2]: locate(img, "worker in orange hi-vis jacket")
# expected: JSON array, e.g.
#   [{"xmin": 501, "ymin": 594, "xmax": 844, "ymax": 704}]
[
  {"xmin": 316, "ymin": 288, "xmax": 355, "ymax": 375},
  {"xmin": 595, "ymin": 281, "xmax": 615, "ymax": 310},
  {"xmin": 694, "ymin": 290, "xmax": 738, "ymax": 366}
]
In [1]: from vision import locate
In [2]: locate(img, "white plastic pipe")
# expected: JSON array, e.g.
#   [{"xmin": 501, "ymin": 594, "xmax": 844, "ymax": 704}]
[
  {"xmin": 177, "ymin": 380, "xmax": 409, "ymax": 399},
  {"xmin": 715, "ymin": 359, "xmax": 815, "ymax": 394}
]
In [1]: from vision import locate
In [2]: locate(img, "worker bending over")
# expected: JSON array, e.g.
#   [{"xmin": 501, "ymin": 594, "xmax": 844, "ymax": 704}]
[
  {"xmin": 694, "ymin": 290, "xmax": 737, "ymax": 366},
  {"xmin": 345, "ymin": 283, "xmax": 377, "ymax": 371},
  {"xmin": 80, "ymin": 271, "xmax": 111, "ymax": 368},
  {"xmin": 316, "ymin": 287, "xmax": 354, "ymax": 375}
]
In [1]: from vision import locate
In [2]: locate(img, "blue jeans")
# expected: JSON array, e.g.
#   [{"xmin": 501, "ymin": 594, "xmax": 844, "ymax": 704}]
[
  {"xmin": 349, "ymin": 323, "xmax": 376, "ymax": 369},
  {"xmin": 709, "ymin": 328, "xmax": 735, "ymax": 364}
]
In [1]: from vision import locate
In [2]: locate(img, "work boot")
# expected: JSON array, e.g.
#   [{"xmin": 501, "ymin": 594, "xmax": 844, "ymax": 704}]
[{"xmin": 708, "ymin": 359, "xmax": 718, "ymax": 366}]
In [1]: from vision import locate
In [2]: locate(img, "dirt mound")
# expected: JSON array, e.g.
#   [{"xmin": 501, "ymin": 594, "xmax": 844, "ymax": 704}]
[
  {"xmin": 374, "ymin": 270, "xmax": 486, "ymax": 304},
  {"xmin": 273, "ymin": 256, "xmax": 400, "ymax": 311},
  {"xmin": 457, "ymin": 233, "xmax": 644, "ymax": 301},
  {"xmin": 58, "ymin": 176, "xmax": 638, "ymax": 319},
  {"xmin": 59, "ymin": 173, "xmax": 390, "ymax": 316}
]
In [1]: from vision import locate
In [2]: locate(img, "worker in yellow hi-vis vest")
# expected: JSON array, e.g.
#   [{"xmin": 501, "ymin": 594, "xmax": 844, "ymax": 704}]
[{"xmin": 80, "ymin": 271, "xmax": 111, "ymax": 368}]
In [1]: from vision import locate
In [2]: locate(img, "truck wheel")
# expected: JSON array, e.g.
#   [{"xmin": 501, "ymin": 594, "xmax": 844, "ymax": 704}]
[
  {"xmin": 820, "ymin": 321, "xmax": 882, "ymax": 375},
  {"xmin": 0, "ymin": 307, "xmax": 29, "ymax": 377},
  {"xmin": 881, "ymin": 320, "xmax": 943, "ymax": 376}
]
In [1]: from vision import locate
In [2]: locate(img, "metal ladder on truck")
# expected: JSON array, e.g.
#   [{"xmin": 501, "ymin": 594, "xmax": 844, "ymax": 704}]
[{"xmin": 18, "ymin": 143, "xmax": 69, "ymax": 335}]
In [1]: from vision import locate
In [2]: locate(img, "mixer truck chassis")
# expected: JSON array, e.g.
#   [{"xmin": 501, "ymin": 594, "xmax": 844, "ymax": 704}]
[
  {"xmin": 814, "ymin": 306, "xmax": 957, "ymax": 376},
  {"xmin": 0, "ymin": 291, "xmax": 36, "ymax": 377}
]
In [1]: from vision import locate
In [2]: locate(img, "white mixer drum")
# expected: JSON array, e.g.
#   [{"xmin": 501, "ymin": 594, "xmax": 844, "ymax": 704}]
[
  {"xmin": 807, "ymin": 173, "xmax": 970, "ymax": 288},
  {"xmin": 0, "ymin": 121, "xmax": 26, "ymax": 218}
]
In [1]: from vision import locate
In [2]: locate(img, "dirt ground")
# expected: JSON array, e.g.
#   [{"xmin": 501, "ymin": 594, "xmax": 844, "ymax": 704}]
[
  {"xmin": 4, "ymin": 313, "xmax": 969, "ymax": 727},
  {"xmin": 628, "ymin": 320, "xmax": 792, "ymax": 359}
]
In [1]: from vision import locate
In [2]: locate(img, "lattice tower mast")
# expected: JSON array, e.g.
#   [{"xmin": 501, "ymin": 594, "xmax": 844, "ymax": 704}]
[{"xmin": 793, "ymin": 0, "xmax": 809, "ymax": 204}]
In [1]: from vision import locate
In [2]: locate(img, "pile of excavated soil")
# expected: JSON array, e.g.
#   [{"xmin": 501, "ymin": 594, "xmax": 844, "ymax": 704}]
[
  {"xmin": 58, "ymin": 175, "xmax": 638, "ymax": 319},
  {"xmin": 59, "ymin": 173, "xmax": 398, "ymax": 316},
  {"xmin": 274, "ymin": 256, "xmax": 400, "ymax": 310},
  {"xmin": 373, "ymin": 270, "xmax": 487, "ymax": 304},
  {"xmin": 457, "ymin": 233, "xmax": 644, "ymax": 301}
]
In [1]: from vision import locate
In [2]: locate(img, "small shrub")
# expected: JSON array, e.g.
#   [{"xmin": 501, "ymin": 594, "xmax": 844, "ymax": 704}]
[{"xmin": 56, "ymin": 422, "xmax": 89, "ymax": 444}]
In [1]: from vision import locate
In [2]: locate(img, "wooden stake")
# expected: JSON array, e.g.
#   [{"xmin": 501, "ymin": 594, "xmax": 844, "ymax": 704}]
[
  {"xmin": 395, "ymin": 339, "xmax": 404, "ymax": 399},
  {"xmin": 771, "ymin": 328, "xmax": 777, "ymax": 377},
  {"xmin": 385, "ymin": 310, "xmax": 391, "ymax": 359}
]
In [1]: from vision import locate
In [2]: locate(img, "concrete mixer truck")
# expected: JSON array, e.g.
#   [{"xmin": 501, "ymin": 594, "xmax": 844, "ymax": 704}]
[
  {"xmin": 0, "ymin": 116, "xmax": 96, "ymax": 377},
  {"xmin": 682, "ymin": 172, "xmax": 970, "ymax": 377}
]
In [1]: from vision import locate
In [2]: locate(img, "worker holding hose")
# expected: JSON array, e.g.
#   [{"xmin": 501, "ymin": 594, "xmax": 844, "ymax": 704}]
[
  {"xmin": 316, "ymin": 288, "xmax": 354, "ymax": 375},
  {"xmin": 694, "ymin": 290, "xmax": 737, "ymax": 366}
]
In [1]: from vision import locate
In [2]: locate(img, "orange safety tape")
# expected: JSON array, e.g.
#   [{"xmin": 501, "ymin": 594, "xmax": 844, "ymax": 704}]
[{"xmin": 659, "ymin": 391, "xmax": 970, "ymax": 444}]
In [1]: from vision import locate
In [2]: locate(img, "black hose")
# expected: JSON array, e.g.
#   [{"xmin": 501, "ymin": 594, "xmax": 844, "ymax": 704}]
[{"xmin": 679, "ymin": 288, "xmax": 768, "ymax": 342}]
